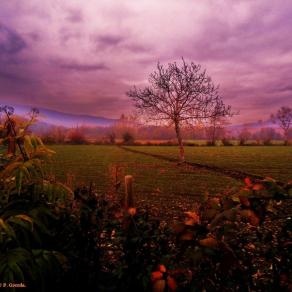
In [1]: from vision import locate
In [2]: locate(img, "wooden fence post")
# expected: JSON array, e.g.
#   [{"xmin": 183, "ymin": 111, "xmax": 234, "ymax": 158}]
[
  {"xmin": 124, "ymin": 175, "xmax": 134, "ymax": 209},
  {"xmin": 66, "ymin": 174, "xmax": 75, "ymax": 189}
]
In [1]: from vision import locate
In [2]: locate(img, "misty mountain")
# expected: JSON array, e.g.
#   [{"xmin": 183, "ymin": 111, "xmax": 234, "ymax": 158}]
[
  {"xmin": 2, "ymin": 104, "xmax": 281, "ymax": 134},
  {"xmin": 228, "ymin": 119, "xmax": 278, "ymax": 133},
  {"xmin": 10, "ymin": 104, "xmax": 117, "ymax": 127}
]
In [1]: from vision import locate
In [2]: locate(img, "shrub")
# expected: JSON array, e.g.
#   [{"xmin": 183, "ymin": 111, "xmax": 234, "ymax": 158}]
[
  {"xmin": 0, "ymin": 106, "xmax": 73, "ymax": 290},
  {"xmin": 67, "ymin": 128, "xmax": 87, "ymax": 144},
  {"xmin": 263, "ymin": 139, "xmax": 272, "ymax": 146},
  {"xmin": 239, "ymin": 138, "xmax": 246, "ymax": 146},
  {"xmin": 41, "ymin": 133, "xmax": 57, "ymax": 144},
  {"xmin": 206, "ymin": 140, "xmax": 216, "ymax": 146},
  {"xmin": 108, "ymin": 132, "xmax": 116, "ymax": 144},
  {"xmin": 221, "ymin": 138, "xmax": 233, "ymax": 146},
  {"xmin": 122, "ymin": 132, "xmax": 135, "ymax": 144}
]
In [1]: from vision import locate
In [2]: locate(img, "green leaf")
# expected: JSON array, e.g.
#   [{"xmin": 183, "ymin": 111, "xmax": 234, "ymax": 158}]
[
  {"xmin": 15, "ymin": 215, "xmax": 34, "ymax": 232},
  {"xmin": 24, "ymin": 135, "xmax": 33, "ymax": 157},
  {"xmin": 0, "ymin": 218, "xmax": 16, "ymax": 239}
]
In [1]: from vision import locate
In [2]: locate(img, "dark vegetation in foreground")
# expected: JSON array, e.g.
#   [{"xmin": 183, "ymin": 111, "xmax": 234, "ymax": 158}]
[{"xmin": 0, "ymin": 106, "xmax": 291, "ymax": 291}]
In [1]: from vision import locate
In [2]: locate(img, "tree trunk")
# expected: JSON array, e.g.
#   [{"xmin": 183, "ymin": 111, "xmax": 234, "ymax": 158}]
[
  {"xmin": 174, "ymin": 121, "xmax": 185, "ymax": 162},
  {"xmin": 284, "ymin": 130, "xmax": 289, "ymax": 146},
  {"xmin": 211, "ymin": 124, "xmax": 216, "ymax": 145}
]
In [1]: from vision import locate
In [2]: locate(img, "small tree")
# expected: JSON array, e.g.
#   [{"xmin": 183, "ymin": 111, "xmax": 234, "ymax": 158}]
[
  {"xmin": 271, "ymin": 106, "xmax": 292, "ymax": 145},
  {"xmin": 127, "ymin": 59, "xmax": 232, "ymax": 161}
]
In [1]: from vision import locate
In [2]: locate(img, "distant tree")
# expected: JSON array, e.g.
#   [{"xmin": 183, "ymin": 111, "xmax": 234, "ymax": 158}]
[
  {"xmin": 42, "ymin": 126, "xmax": 66, "ymax": 144},
  {"xmin": 238, "ymin": 127, "xmax": 252, "ymax": 146},
  {"xmin": 271, "ymin": 106, "xmax": 292, "ymax": 145},
  {"xmin": 127, "ymin": 59, "xmax": 232, "ymax": 161},
  {"xmin": 54, "ymin": 126, "xmax": 66, "ymax": 144},
  {"xmin": 259, "ymin": 127, "xmax": 278, "ymax": 145},
  {"xmin": 112, "ymin": 113, "xmax": 138, "ymax": 140},
  {"xmin": 67, "ymin": 127, "xmax": 87, "ymax": 144},
  {"xmin": 107, "ymin": 131, "xmax": 116, "ymax": 144},
  {"xmin": 122, "ymin": 132, "xmax": 134, "ymax": 144},
  {"xmin": 206, "ymin": 117, "xmax": 228, "ymax": 145}
]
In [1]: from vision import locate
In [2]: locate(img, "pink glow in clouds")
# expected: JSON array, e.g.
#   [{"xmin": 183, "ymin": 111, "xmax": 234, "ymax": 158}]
[{"xmin": 0, "ymin": 0, "xmax": 292, "ymax": 123}]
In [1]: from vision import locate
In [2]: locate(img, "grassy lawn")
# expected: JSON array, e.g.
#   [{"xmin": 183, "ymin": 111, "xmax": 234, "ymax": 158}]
[
  {"xmin": 2, "ymin": 144, "xmax": 290, "ymax": 219},
  {"xmin": 126, "ymin": 145, "xmax": 292, "ymax": 182},
  {"xmin": 48, "ymin": 145, "xmax": 239, "ymax": 200}
]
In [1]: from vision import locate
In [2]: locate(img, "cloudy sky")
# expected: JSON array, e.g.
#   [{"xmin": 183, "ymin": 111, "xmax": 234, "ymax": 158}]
[{"xmin": 0, "ymin": 0, "xmax": 291, "ymax": 123}]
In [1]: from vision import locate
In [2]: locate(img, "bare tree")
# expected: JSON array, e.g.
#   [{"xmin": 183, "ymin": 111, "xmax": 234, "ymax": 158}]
[
  {"xmin": 127, "ymin": 59, "xmax": 232, "ymax": 161},
  {"xmin": 271, "ymin": 106, "xmax": 292, "ymax": 145}
]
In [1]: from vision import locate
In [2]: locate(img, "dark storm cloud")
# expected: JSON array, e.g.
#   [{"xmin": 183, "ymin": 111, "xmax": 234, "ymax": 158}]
[
  {"xmin": 94, "ymin": 34, "xmax": 125, "ymax": 49},
  {"xmin": 0, "ymin": 24, "xmax": 27, "ymax": 55},
  {"xmin": 0, "ymin": 70, "xmax": 29, "ymax": 83}
]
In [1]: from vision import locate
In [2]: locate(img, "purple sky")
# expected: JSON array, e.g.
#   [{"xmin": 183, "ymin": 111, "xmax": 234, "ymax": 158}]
[{"xmin": 0, "ymin": 0, "xmax": 292, "ymax": 123}]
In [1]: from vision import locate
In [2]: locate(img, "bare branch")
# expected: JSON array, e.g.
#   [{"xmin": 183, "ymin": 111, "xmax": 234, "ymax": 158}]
[{"xmin": 126, "ymin": 59, "xmax": 233, "ymax": 161}]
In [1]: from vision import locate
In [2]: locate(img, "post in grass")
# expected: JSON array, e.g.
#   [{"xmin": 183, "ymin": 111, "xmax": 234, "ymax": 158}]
[{"xmin": 124, "ymin": 175, "xmax": 134, "ymax": 209}]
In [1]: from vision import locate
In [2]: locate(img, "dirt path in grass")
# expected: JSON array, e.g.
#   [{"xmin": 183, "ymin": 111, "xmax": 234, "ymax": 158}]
[{"xmin": 119, "ymin": 146, "xmax": 285, "ymax": 185}]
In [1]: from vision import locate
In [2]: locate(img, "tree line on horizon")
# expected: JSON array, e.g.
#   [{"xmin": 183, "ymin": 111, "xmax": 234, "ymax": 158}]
[{"xmin": 1, "ymin": 106, "xmax": 291, "ymax": 146}]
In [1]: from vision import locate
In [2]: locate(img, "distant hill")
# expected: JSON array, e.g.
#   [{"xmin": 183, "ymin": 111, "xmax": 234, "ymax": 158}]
[
  {"xmin": 2, "ymin": 103, "xmax": 281, "ymax": 133},
  {"xmin": 11, "ymin": 104, "xmax": 117, "ymax": 127},
  {"xmin": 228, "ymin": 119, "xmax": 278, "ymax": 133}
]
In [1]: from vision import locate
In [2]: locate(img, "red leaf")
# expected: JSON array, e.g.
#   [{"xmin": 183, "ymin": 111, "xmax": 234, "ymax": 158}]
[
  {"xmin": 152, "ymin": 279, "xmax": 166, "ymax": 292},
  {"xmin": 159, "ymin": 264, "xmax": 167, "ymax": 273},
  {"xmin": 127, "ymin": 207, "xmax": 136, "ymax": 216},
  {"xmin": 167, "ymin": 276, "xmax": 177, "ymax": 291},
  {"xmin": 244, "ymin": 177, "xmax": 252, "ymax": 186},
  {"xmin": 199, "ymin": 237, "xmax": 218, "ymax": 248},
  {"xmin": 184, "ymin": 211, "xmax": 200, "ymax": 224},
  {"xmin": 179, "ymin": 231, "xmax": 194, "ymax": 241},
  {"xmin": 239, "ymin": 196, "xmax": 250, "ymax": 207},
  {"xmin": 151, "ymin": 271, "xmax": 163, "ymax": 282},
  {"xmin": 253, "ymin": 184, "xmax": 264, "ymax": 191}
]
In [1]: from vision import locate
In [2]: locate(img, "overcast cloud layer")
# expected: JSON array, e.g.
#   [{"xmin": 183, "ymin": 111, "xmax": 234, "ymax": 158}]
[{"xmin": 0, "ymin": 0, "xmax": 292, "ymax": 123}]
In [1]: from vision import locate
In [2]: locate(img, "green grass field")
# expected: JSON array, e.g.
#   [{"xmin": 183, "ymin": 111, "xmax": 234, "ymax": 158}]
[
  {"xmin": 49, "ymin": 145, "xmax": 239, "ymax": 197},
  {"xmin": 126, "ymin": 146, "xmax": 292, "ymax": 182},
  {"xmin": 2, "ymin": 144, "xmax": 290, "ymax": 218},
  {"xmin": 45, "ymin": 145, "xmax": 292, "ymax": 211}
]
